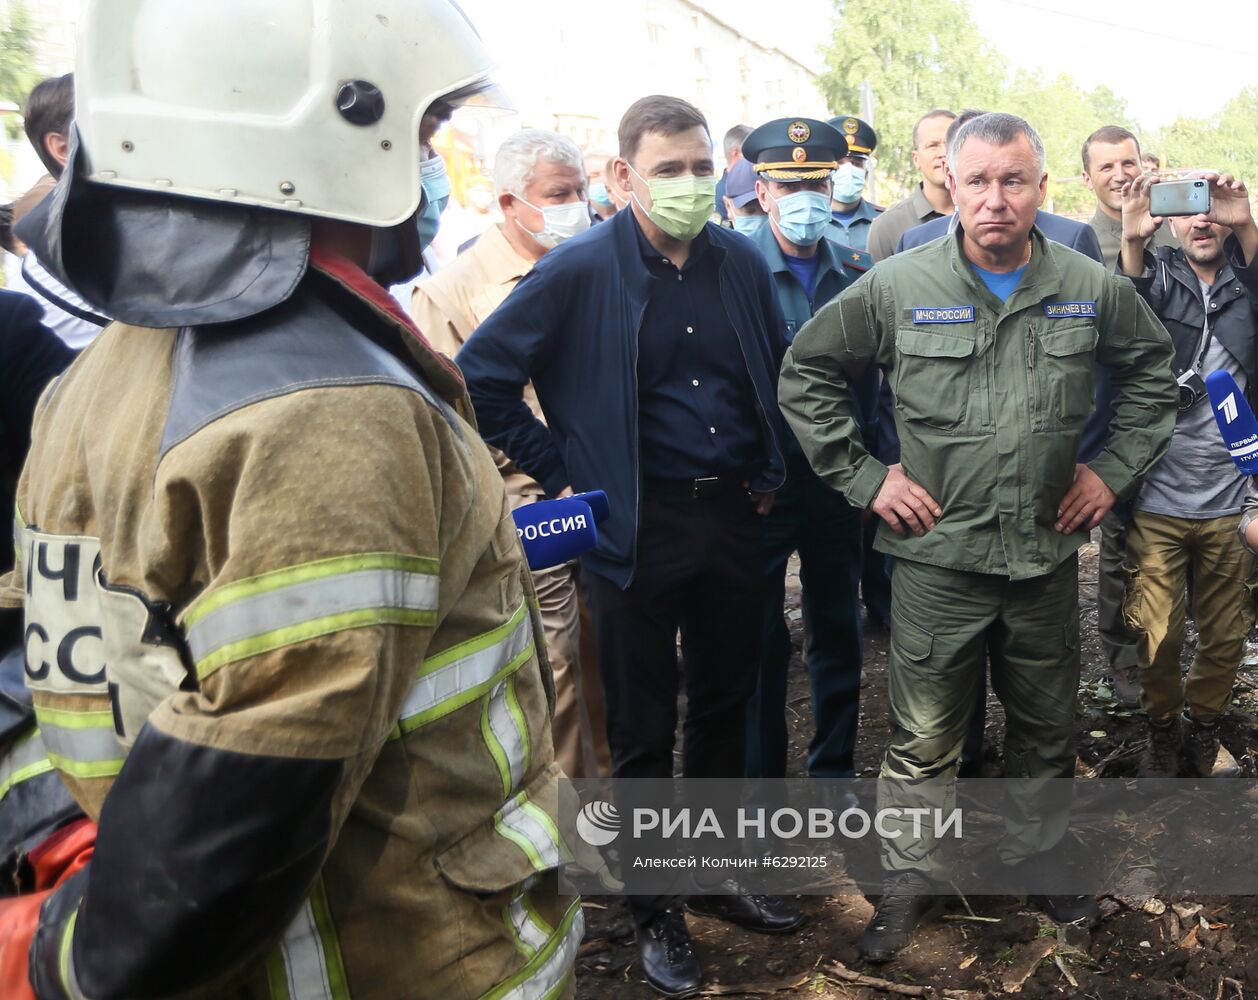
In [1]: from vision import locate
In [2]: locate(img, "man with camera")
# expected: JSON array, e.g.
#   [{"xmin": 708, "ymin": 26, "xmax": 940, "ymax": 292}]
[{"xmin": 1119, "ymin": 171, "xmax": 1258, "ymax": 778}]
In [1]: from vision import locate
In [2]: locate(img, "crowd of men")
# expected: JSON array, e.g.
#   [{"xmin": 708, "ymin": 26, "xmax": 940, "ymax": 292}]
[{"xmin": 1, "ymin": 5, "xmax": 1257, "ymax": 996}]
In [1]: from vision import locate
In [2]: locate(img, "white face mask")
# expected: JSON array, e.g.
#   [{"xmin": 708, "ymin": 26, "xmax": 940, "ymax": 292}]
[{"xmin": 513, "ymin": 196, "xmax": 591, "ymax": 250}]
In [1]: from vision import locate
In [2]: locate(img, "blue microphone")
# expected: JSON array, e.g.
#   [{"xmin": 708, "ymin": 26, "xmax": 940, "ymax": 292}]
[
  {"xmin": 1206, "ymin": 370, "xmax": 1258, "ymax": 475},
  {"xmin": 512, "ymin": 497, "xmax": 598, "ymax": 570},
  {"xmin": 570, "ymin": 490, "xmax": 610, "ymax": 524}
]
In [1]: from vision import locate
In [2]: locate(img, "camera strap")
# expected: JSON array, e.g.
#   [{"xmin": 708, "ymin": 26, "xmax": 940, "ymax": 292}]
[{"xmin": 1190, "ymin": 279, "xmax": 1216, "ymax": 374}]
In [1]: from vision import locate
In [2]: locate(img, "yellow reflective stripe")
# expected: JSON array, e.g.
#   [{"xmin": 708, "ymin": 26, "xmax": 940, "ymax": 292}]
[
  {"xmin": 493, "ymin": 791, "xmax": 568, "ymax": 872},
  {"xmin": 418, "ymin": 603, "xmax": 530, "ymax": 676},
  {"xmin": 398, "ymin": 605, "xmax": 534, "ymax": 732},
  {"xmin": 37, "ymin": 704, "xmax": 126, "ymax": 775},
  {"xmin": 522, "ymin": 893, "xmax": 555, "ymax": 938},
  {"xmin": 265, "ymin": 954, "xmax": 292, "ymax": 1000},
  {"xmin": 504, "ymin": 679, "xmax": 531, "ymax": 779},
  {"xmin": 482, "ymin": 678, "xmax": 529, "ymax": 798},
  {"xmin": 481, "ymin": 899, "xmax": 583, "ymax": 1000},
  {"xmin": 46, "ymin": 751, "xmax": 124, "ymax": 780},
  {"xmin": 482, "ymin": 689, "xmax": 513, "ymax": 799},
  {"xmin": 504, "ymin": 892, "xmax": 550, "ymax": 959},
  {"xmin": 0, "ymin": 729, "xmax": 55, "ymax": 801},
  {"xmin": 58, "ymin": 906, "xmax": 90, "ymax": 1000},
  {"xmin": 186, "ymin": 553, "xmax": 440, "ymax": 680},
  {"xmin": 11, "ymin": 506, "xmax": 25, "ymax": 566},
  {"xmin": 266, "ymin": 878, "xmax": 350, "ymax": 1000},
  {"xmin": 35, "ymin": 706, "xmax": 115, "ymax": 730},
  {"xmin": 195, "ymin": 607, "xmax": 436, "ymax": 681},
  {"xmin": 183, "ymin": 552, "xmax": 438, "ymax": 626}
]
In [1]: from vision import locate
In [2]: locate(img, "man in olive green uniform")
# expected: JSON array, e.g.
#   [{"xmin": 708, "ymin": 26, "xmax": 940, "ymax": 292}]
[{"xmin": 780, "ymin": 113, "xmax": 1176, "ymax": 962}]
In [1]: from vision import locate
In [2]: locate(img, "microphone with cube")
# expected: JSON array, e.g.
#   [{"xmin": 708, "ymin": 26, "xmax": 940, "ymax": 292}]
[
  {"xmin": 1206, "ymin": 370, "xmax": 1258, "ymax": 475},
  {"xmin": 511, "ymin": 490, "xmax": 610, "ymax": 570}
]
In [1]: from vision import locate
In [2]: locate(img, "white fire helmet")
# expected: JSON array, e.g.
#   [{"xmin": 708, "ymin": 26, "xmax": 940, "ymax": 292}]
[{"xmin": 74, "ymin": 0, "xmax": 502, "ymax": 227}]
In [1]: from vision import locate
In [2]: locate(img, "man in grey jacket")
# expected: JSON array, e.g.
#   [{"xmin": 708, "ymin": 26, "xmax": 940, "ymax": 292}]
[{"xmin": 1119, "ymin": 169, "xmax": 1258, "ymax": 779}]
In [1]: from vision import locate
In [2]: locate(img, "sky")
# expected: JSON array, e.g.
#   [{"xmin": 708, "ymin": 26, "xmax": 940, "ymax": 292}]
[
  {"xmin": 963, "ymin": 0, "xmax": 1258, "ymax": 129},
  {"xmin": 719, "ymin": 0, "xmax": 1258, "ymax": 128},
  {"xmin": 457, "ymin": 0, "xmax": 1258, "ymax": 132}
]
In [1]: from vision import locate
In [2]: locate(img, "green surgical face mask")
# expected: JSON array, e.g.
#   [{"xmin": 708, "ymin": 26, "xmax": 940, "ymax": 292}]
[{"xmin": 627, "ymin": 163, "xmax": 716, "ymax": 241}]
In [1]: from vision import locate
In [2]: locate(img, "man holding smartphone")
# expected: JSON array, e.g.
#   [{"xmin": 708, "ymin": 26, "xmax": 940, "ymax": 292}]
[{"xmin": 1119, "ymin": 171, "xmax": 1258, "ymax": 779}]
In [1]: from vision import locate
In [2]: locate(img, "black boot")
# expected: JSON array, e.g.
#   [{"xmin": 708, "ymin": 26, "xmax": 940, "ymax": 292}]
[
  {"xmin": 1029, "ymin": 893, "xmax": 1101, "ymax": 928},
  {"xmin": 687, "ymin": 879, "xmax": 804, "ymax": 934},
  {"xmin": 1138, "ymin": 716, "xmax": 1180, "ymax": 778},
  {"xmin": 1182, "ymin": 712, "xmax": 1233, "ymax": 777},
  {"xmin": 637, "ymin": 907, "xmax": 703, "ymax": 998},
  {"xmin": 860, "ymin": 870, "xmax": 935, "ymax": 963}
]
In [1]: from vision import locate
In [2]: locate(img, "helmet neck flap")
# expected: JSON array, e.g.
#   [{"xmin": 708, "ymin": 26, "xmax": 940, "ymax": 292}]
[{"xmin": 16, "ymin": 128, "xmax": 312, "ymax": 329}]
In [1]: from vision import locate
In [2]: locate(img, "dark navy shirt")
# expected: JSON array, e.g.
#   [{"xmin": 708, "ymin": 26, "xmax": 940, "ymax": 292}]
[{"xmin": 633, "ymin": 215, "xmax": 763, "ymax": 479}]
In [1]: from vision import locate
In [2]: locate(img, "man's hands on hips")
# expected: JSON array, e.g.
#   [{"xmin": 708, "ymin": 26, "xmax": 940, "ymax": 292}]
[
  {"xmin": 871, "ymin": 464, "xmax": 941, "ymax": 537},
  {"xmin": 1056, "ymin": 464, "xmax": 1116, "ymax": 533}
]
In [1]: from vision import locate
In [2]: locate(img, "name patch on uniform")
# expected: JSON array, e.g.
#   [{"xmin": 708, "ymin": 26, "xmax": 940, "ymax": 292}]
[
  {"xmin": 1043, "ymin": 301, "xmax": 1097, "ymax": 318},
  {"xmin": 912, "ymin": 305, "xmax": 975, "ymax": 324}
]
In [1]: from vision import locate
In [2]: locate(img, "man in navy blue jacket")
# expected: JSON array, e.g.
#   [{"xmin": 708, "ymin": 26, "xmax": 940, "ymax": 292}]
[
  {"xmin": 1, "ymin": 289, "xmax": 73, "ymax": 578},
  {"xmin": 458, "ymin": 95, "xmax": 799, "ymax": 999}
]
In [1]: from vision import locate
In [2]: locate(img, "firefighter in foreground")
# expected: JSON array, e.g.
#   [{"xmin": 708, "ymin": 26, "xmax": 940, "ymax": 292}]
[{"xmin": 0, "ymin": 1, "xmax": 580, "ymax": 996}]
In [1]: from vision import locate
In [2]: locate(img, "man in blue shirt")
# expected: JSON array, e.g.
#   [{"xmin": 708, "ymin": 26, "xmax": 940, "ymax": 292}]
[
  {"xmin": 738, "ymin": 118, "xmax": 877, "ymax": 792},
  {"xmin": 458, "ymin": 95, "xmax": 801, "ymax": 999},
  {"xmin": 825, "ymin": 115, "xmax": 883, "ymax": 252}
]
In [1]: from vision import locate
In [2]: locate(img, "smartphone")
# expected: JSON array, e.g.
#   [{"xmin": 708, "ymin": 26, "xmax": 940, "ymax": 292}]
[{"xmin": 1150, "ymin": 178, "xmax": 1210, "ymax": 217}]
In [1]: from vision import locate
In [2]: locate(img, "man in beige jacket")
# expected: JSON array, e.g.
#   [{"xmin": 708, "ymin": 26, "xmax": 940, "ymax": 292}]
[{"xmin": 414, "ymin": 128, "xmax": 611, "ymax": 779}]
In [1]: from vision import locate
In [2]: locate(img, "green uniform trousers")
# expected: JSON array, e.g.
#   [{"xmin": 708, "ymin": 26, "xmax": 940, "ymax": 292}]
[{"xmin": 877, "ymin": 554, "xmax": 1081, "ymax": 877}]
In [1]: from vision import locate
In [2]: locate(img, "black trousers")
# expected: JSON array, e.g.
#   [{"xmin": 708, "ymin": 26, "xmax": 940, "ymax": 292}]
[
  {"xmin": 585, "ymin": 489, "xmax": 765, "ymax": 780},
  {"xmin": 585, "ymin": 489, "xmax": 765, "ymax": 923}
]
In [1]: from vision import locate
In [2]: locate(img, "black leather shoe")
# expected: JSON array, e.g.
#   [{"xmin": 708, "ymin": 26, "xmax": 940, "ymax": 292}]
[
  {"xmin": 860, "ymin": 870, "xmax": 935, "ymax": 963},
  {"xmin": 687, "ymin": 880, "xmax": 805, "ymax": 934},
  {"xmin": 1029, "ymin": 894, "xmax": 1101, "ymax": 928},
  {"xmin": 638, "ymin": 908, "xmax": 703, "ymax": 998}
]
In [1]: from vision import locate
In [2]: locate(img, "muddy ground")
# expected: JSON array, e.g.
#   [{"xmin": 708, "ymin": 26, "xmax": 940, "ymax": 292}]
[{"xmin": 574, "ymin": 531, "xmax": 1258, "ymax": 999}]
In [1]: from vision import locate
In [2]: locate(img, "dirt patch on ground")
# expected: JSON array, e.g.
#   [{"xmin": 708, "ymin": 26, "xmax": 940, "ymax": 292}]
[{"xmin": 574, "ymin": 531, "xmax": 1258, "ymax": 998}]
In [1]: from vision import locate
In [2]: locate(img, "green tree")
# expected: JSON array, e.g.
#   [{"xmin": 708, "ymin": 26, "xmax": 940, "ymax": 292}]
[
  {"xmin": 1087, "ymin": 85, "xmax": 1129, "ymax": 126},
  {"xmin": 820, "ymin": 0, "xmax": 1143, "ymax": 216},
  {"xmin": 1154, "ymin": 88, "xmax": 1258, "ymax": 184},
  {"xmin": 1004, "ymin": 70, "xmax": 1122, "ymax": 215},
  {"xmin": 0, "ymin": 0, "xmax": 37, "ymax": 108},
  {"xmin": 819, "ymin": 0, "xmax": 1006, "ymax": 192}
]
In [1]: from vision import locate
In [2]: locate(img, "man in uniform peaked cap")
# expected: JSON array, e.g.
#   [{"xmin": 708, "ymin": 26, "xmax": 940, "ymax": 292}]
[
  {"xmin": 826, "ymin": 115, "xmax": 883, "ymax": 252},
  {"xmin": 739, "ymin": 117, "xmax": 878, "ymax": 798}
]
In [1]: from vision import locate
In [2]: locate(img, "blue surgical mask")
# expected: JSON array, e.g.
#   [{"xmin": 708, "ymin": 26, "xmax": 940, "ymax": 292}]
[
  {"xmin": 418, "ymin": 153, "xmax": 451, "ymax": 252},
  {"xmin": 768, "ymin": 189, "xmax": 832, "ymax": 246},
  {"xmin": 589, "ymin": 182, "xmax": 613, "ymax": 207},
  {"xmin": 733, "ymin": 214, "xmax": 767, "ymax": 237},
  {"xmin": 833, "ymin": 163, "xmax": 867, "ymax": 203}
]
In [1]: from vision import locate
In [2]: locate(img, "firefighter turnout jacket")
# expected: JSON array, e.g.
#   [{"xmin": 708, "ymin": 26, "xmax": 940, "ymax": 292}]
[{"xmin": 0, "ymin": 246, "xmax": 579, "ymax": 1000}]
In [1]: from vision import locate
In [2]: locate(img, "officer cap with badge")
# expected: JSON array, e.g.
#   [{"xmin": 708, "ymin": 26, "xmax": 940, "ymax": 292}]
[
  {"xmin": 742, "ymin": 117, "xmax": 848, "ymax": 183},
  {"xmin": 827, "ymin": 115, "xmax": 877, "ymax": 160},
  {"xmin": 743, "ymin": 117, "xmax": 872, "ymax": 273}
]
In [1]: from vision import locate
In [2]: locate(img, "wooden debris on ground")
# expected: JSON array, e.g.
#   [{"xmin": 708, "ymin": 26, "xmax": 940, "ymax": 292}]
[
  {"xmin": 998, "ymin": 938, "xmax": 1057, "ymax": 993},
  {"xmin": 824, "ymin": 960, "xmax": 983, "ymax": 999}
]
